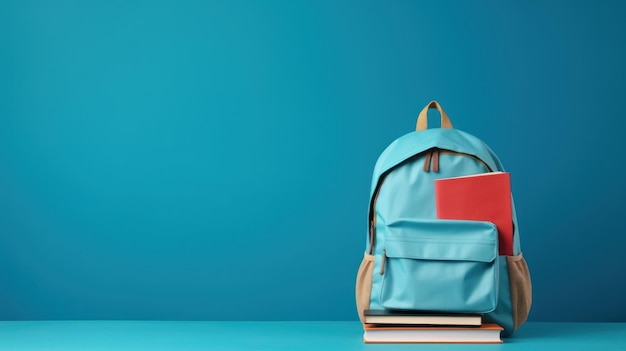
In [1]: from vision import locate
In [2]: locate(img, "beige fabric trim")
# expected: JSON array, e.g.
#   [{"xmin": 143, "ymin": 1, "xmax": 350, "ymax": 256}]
[
  {"xmin": 356, "ymin": 253, "xmax": 375, "ymax": 323},
  {"xmin": 416, "ymin": 100, "xmax": 453, "ymax": 131},
  {"xmin": 506, "ymin": 253, "xmax": 525, "ymax": 262},
  {"xmin": 507, "ymin": 253, "xmax": 532, "ymax": 330}
]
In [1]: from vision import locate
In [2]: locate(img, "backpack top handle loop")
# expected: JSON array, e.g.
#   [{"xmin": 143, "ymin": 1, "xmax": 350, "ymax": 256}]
[{"xmin": 415, "ymin": 100, "xmax": 453, "ymax": 131}]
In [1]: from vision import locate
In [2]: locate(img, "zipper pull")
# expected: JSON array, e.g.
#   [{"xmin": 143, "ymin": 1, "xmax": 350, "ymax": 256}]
[
  {"xmin": 432, "ymin": 149, "xmax": 440, "ymax": 172},
  {"xmin": 379, "ymin": 249, "xmax": 387, "ymax": 275},
  {"xmin": 423, "ymin": 151, "xmax": 432, "ymax": 172}
]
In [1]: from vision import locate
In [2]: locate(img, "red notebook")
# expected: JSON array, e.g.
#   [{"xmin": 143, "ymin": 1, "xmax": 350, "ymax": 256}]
[{"xmin": 435, "ymin": 172, "xmax": 513, "ymax": 256}]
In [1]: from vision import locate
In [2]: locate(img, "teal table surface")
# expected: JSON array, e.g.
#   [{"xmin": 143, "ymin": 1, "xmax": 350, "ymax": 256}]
[{"xmin": 0, "ymin": 321, "xmax": 625, "ymax": 350}]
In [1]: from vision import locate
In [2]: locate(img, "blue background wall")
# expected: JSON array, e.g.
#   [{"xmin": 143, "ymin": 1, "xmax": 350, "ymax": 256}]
[{"xmin": 1, "ymin": 0, "xmax": 625, "ymax": 321}]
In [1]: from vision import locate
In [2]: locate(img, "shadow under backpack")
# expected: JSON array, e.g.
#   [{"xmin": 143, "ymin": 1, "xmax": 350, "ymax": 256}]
[{"xmin": 355, "ymin": 101, "xmax": 532, "ymax": 337}]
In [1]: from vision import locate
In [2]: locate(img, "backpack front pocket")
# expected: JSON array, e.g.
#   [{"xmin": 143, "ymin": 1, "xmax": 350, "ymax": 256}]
[{"xmin": 380, "ymin": 219, "xmax": 498, "ymax": 314}]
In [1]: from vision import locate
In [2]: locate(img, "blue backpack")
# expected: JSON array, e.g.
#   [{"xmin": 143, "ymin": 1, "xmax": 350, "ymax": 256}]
[{"xmin": 355, "ymin": 101, "xmax": 532, "ymax": 337}]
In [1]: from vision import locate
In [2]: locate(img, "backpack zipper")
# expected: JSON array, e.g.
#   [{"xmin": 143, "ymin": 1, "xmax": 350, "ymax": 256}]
[
  {"xmin": 438, "ymin": 149, "xmax": 492, "ymax": 172},
  {"xmin": 423, "ymin": 148, "xmax": 492, "ymax": 173}
]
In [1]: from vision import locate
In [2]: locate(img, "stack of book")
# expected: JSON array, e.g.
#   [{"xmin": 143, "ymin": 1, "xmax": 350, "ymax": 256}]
[{"xmin": 363, "ymin": 310, "xmax": 503, "ymax": 344}]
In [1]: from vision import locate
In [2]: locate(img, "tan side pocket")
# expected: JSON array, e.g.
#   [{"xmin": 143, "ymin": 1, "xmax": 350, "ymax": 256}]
[
  {"xmin": 355, "ymin": 252, "xmax": 375, "ymax": 323},
  {"xmin": 507, "ymin": 253, "xmax": 532, "ymax": 330}
]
